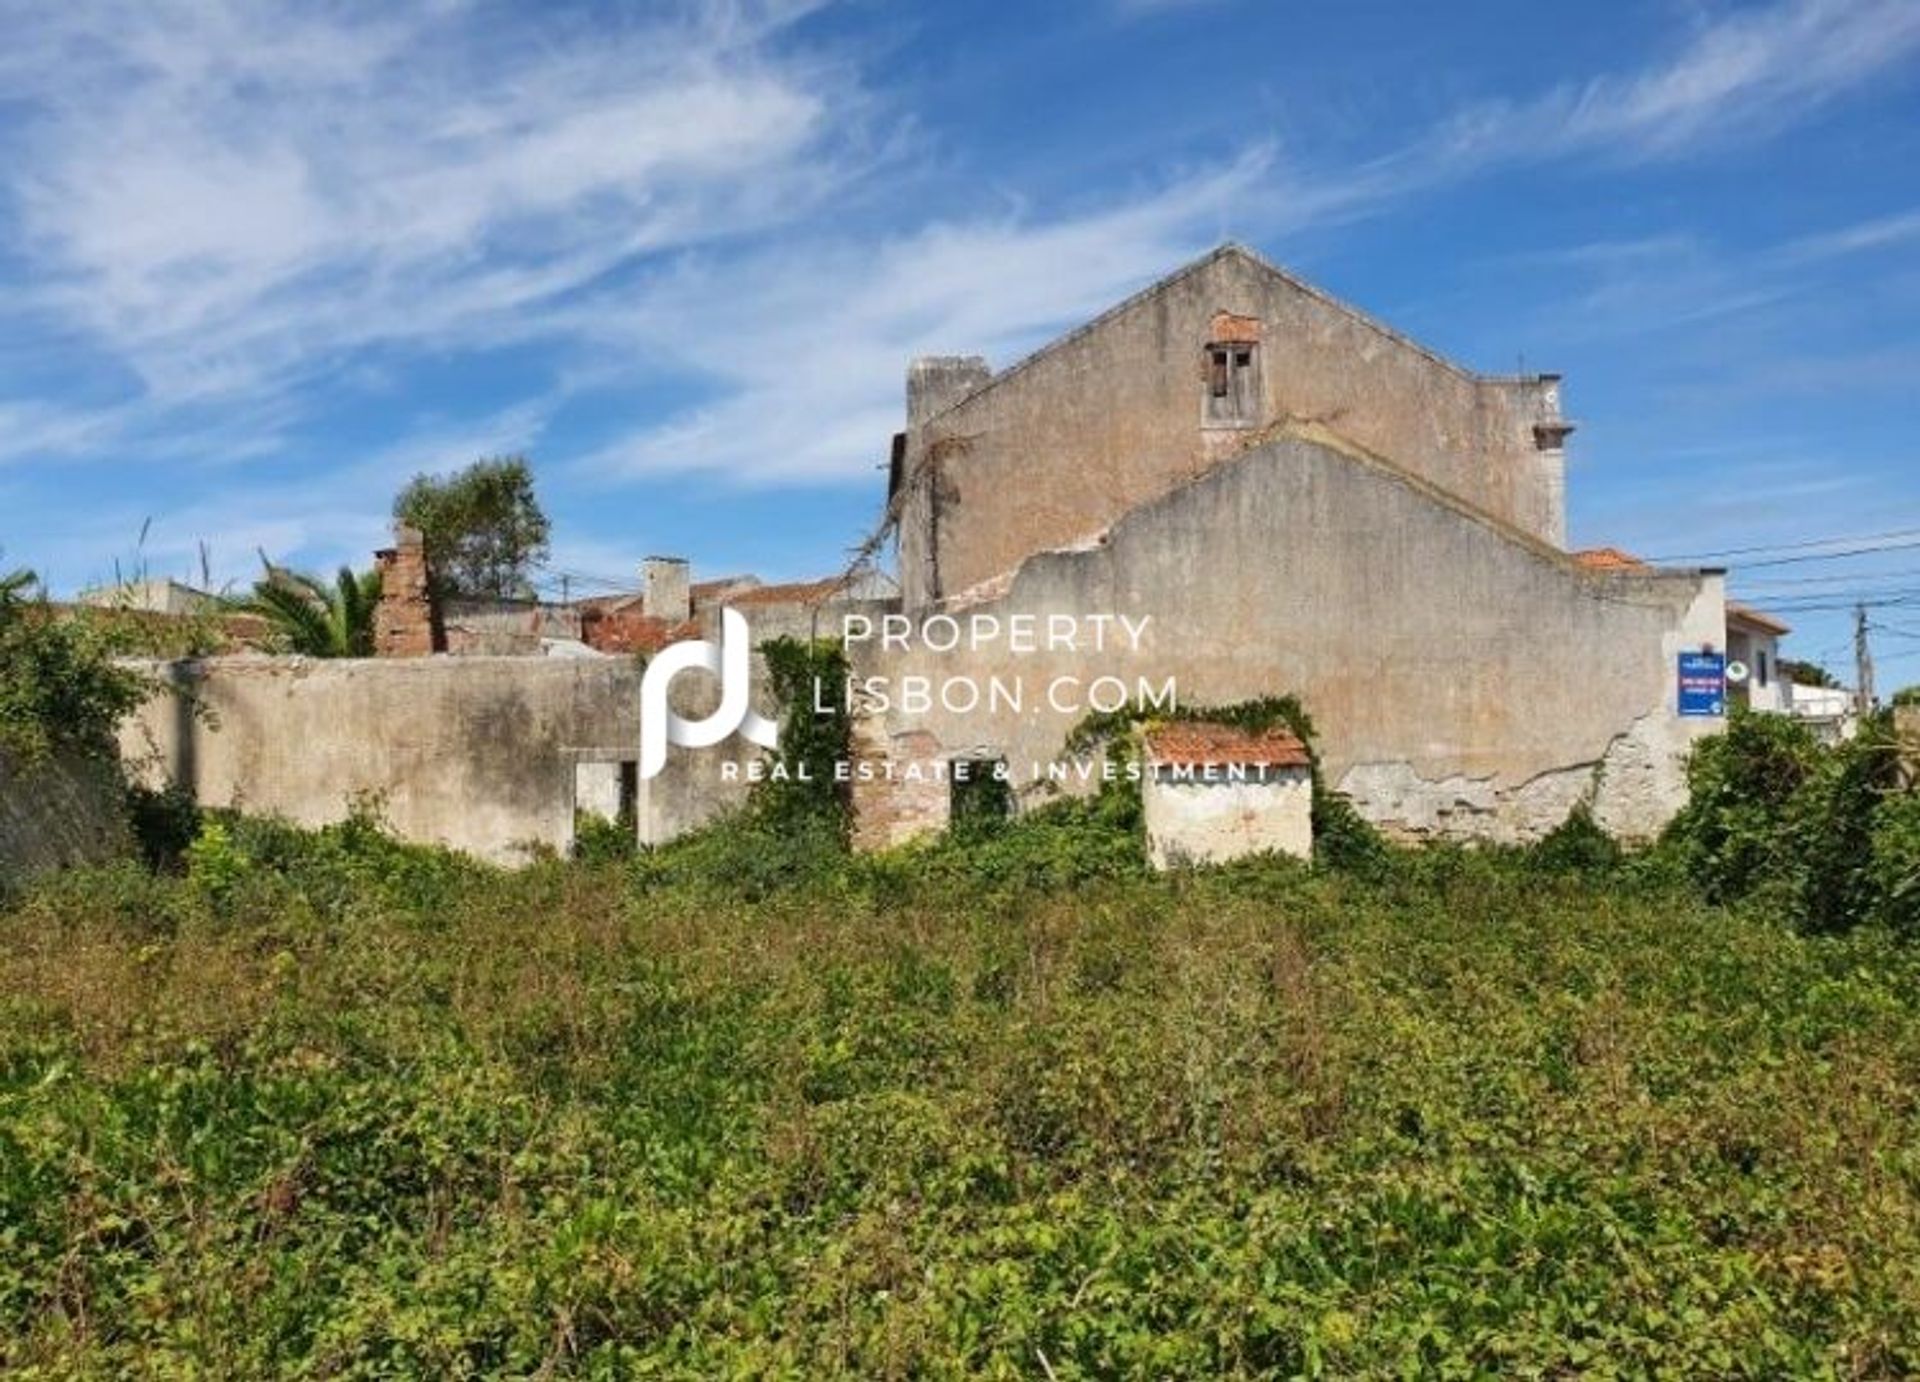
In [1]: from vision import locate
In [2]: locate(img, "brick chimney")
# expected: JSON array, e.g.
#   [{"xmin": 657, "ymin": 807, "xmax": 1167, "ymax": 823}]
[
  {"xmin": 373, "ymin": 524, "xmax": 440, "ymax": 656},
  {"xmin": 642, "ymin": 556, "xmax": 690, "ymax": 623}
]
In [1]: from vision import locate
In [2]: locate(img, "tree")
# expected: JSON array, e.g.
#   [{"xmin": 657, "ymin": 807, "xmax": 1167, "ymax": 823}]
[
  {"xmin": 241, "ymin": 563, "xmax": 381, "ymax": 658},
  {"xmin": 1781, "ymin": 658, "xmax": 1840, "ymax": 690},
  {"xmin": 393, "ymin": 456, "xmax": 550, "ymax": 602},
  {"xmin": 1894, "ymin": 686, "xmax": 1920, "ymax": 709}
]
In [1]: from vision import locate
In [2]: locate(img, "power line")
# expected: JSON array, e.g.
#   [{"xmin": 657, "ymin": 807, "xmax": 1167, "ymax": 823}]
[
  {"xmin": 1725, "ymin": 537, "xmax": 1920, "ymax": 571},
  {"xmin": 1645, "ymin": 524, "xmax": 1920, "ymax": 564},
  {"xmin": 1736, "ymin": 564, "xmax": 1920, "ymax": 591},
  {"xmin": 1758, "ymin": 595, "xmax": 1920, "ymax": 615}
]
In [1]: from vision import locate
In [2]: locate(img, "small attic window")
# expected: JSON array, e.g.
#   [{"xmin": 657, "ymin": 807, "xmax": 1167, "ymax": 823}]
[{"xmin": 1204, "ymin": 342, "xmax": 1259, "ymax": 426}]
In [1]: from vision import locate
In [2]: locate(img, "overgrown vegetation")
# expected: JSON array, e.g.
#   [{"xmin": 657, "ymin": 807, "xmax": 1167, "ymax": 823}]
[
  {"xmin": 8, "ymin": 624, "xmax": 1920, "ymax": 1372},
  {"xmin": 1662, "ymin": 708, "xmax": 1919, "ymax": 936},
  {"xmin": 0, "ymin": 570, "xmax": 150, "ymax": 762},
  {"xmin": 755, "ymin": 635, "xmax": 852, "ymax": 830},
  {"xmin": 5, "ymin": 804, "xmax": 1920, "ymax": 1376}
]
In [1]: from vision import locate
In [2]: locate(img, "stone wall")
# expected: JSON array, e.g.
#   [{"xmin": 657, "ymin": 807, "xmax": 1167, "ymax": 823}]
[
  {"xmin": 898, "ymin": 244, "xmax": 1568, "ymax": 607},
  {"xmin": 0, "ymin": 746, "xmax": 132, "ymax": 881},
  {"xmin": 859, "ymin": 426, "xmax": 1722, "ymax": 847},
  {"xmin": 118, "ymin": 653, "xmax": 762, "ymax": 864}
]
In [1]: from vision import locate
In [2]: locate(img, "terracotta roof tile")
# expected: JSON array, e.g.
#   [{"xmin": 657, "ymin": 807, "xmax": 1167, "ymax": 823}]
[
  {"xmin": 725, "ymin": 576, "xmax": 850, "ymax": 607},
  {"xmin": 578, "ymin": 610, "xmax": 699, "ymax": 655},
  {"xmin": 1571, "ymin": 546, "xmax": 1649, "ymax": 572},
  {"xmin": 1143, "ymin": 722, "xmax": 1312, "ymax": 769}
]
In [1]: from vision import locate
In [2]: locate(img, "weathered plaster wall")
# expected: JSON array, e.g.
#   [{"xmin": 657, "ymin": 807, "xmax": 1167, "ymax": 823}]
[
  {"xmin": 861, "ymin": 428, "xmax": 1721, "ymax": 846},
  {"xmin": 118, "ymin": 654, "xmax": 760, "ymax": 863},
  {"xmin": 1144, "ymin": 767, "xmax": 1312, "ymax": 868},
  {"xmin": 0, "ymin": 747, "xmax": 133, "ymax": 881},
  {"xmin": 899, "ymin": 245, "xmax": 1566, "ymax": 607}
]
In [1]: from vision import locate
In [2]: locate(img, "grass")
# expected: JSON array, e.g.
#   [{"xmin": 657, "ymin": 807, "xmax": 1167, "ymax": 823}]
[{"xmin": 2, "ymin": 819, "xmax": 1920, "ymax": 1377}]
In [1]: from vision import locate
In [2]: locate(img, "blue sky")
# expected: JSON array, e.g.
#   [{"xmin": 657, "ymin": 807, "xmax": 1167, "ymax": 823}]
[{"xmin": 3, "ymin": 0, "xmax": 1919, "ymax": 683}]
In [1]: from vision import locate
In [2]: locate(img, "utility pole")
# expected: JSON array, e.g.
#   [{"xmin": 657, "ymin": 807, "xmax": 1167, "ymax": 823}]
[{"xmin": 1855, "ymin": 603, "xmax": 1876, "ymax": 715}]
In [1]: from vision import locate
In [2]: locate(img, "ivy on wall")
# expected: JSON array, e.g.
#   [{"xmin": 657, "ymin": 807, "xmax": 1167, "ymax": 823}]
[{"xmin": 755, "ymin": 637, "xmax": 851, "ymax": 831}]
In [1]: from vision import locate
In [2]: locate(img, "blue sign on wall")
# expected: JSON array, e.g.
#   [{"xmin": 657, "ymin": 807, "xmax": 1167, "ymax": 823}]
[{"xmin": 1678, "ymin": 651, "xmax": 1726, "ymax": 717}]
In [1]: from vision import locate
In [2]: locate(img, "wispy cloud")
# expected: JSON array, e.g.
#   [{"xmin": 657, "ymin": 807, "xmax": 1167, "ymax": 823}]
[
  {"xmin": 0, "ymin": 0, "xmax": 868, "ymax": 404},
  {"xmin": 1774, "ymin": 206, "xmax": 1920, "ymax": 264},
  {"xmin": 38, "ymin": 399, "xmax": 559, "ymax": 593},
  {"xmin": 569, "ymin": 151, "xmax": 1293, "ymax": 486},
  {"xmin": 1373, "ymin": 0, "xmax": 1920, "ymax": 187},
  {"xmin": 1110, "ymin": 0, "xmax": 1229, "ymax": 15},
  {"xmin": 3, "ymin": 0, "xmax": 1916, "ymax": 589}
]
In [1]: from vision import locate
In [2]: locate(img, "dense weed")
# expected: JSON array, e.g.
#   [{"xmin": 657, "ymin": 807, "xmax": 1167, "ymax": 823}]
[
  {"xmin": 4, "ymin": 802, "xmax": 1920, "ymax": 1376},
  {"xmin": 1664, "ymin": 709, "xmax": 1919, "ymax": 935}
]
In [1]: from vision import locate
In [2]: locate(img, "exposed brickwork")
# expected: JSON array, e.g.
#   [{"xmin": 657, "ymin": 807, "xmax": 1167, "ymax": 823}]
[
  {"xmin": 373, "ymin": 525, "xmax": 439, "ymax": 657},
  {"xmin": 579, "ymin": 609, "xmax": 699, "ymax": 656},
  {"xmin": 1144, "ymin": 722, "xmax": 1311, "ymax": 769},
  {"xmin": 1208, "ymin": 310, "xmax": 1262, "ymax": 344},
  {"xmin": 848, "ymin": 699, "xmax": 949, "ymax": 851}
]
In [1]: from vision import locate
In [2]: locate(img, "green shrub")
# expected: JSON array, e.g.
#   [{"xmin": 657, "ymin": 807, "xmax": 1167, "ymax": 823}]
[
  {"xmin": 6, "ymin": 842, "xmax": 1920, "ymax": 1374},
  {"xmin": 1530, "ymin": 801, "xmax": 1623, "ymax": 874},
  {"xmin": 0, "ymin": 589, "xmax": 151, "ymax": 762},
  {"xmin": 1663, "ymin": 710, "xmax": 1913, "ymax": 932},
  {"xmin": 1872, "ymin": 791, "xmax": 1920, "ymax": 937},
  {"xmin": 1664, "ymin": 709, "xmax": 1821, "ymax": 907},
  {"xmin": 125, "ymin": 779, "xmax": 202, "ymax": 872},
  {"xmin": 571, "ymin": 810, "xmax": 637, "ymax": 865}
]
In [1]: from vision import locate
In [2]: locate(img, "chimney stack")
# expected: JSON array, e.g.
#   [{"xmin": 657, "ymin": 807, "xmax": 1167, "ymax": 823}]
[
  {"xmin": 373, "ymin": 524, "xmax": 440, "ymax": 656},
  {"xmin": 642, "ymin": 556, "xmax": 690, "ymax": 623},
  {"xmin": 907, "ymin": 356, "xmax": 991, "ymax": 428}
]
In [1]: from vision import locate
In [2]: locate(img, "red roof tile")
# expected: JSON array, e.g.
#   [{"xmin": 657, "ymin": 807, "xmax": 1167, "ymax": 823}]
[
  {"xmin": 1143, "ymin": 722, "xmax": 1312, "ymax": 769},
  {"xmin": 725, "ymin": 576, "xmax": 850, "ymax": 607},
  {"xmin": 578, "ymin": 610, "xmax": 699, "ymax": 655},
  {"xmin": 1571, "ymin": 546, "xmax": 1649, "ymax": 572}
]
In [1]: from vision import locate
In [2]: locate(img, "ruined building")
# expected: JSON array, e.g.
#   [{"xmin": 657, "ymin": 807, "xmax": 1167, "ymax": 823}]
[
  {"xmin": 121, "ymin": 243, "xmax": 1747, "ymax": 861},
  {"xmin": 849, "ymin": 243, "xmax": 1727, "ymax": 847}
]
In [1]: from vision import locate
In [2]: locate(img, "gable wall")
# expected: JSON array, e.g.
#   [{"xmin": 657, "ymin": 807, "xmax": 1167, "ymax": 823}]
[
  {"xmin": 899, "ymin": 251, "xmax": 1565, "ymax": 607},
  {"xmin": 865, "ymin": 432, "xmax": 1718, "ymax": 846}
]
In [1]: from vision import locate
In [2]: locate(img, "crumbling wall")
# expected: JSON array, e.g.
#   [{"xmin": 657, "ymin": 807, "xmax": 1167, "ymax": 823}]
[
  {"xmin": 1144, "ymin": 768, "xmax": 1313, "ymax": 868},
  {"xmin": 373, "ymin": 526, "xmax": 438, "ymax": 656},
  {"xmin": 118, "ymin": 655, "xmax": 762, "ymax": 864},
  {"xmin": 859, "ymin": 428, "xmax": 1720, "ymax": 847},
  {"xmin": 441, "ymin": 599, "xmax": 582, "ymax": 655},
  {"xmin": 900, "ymin": 245, "xmax": 1567, "ymax": 607}
]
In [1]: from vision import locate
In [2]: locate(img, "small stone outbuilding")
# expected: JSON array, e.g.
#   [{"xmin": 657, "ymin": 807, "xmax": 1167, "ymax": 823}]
[{"xmin": 1142, "ymin": 722, "xmax": 1314, "ymax": 869}]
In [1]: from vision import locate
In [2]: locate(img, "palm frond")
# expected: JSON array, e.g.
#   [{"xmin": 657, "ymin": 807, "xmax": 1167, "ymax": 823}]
[{"xmin": 239, "ymin": 560, "xmax": 383, "ymax": 657}]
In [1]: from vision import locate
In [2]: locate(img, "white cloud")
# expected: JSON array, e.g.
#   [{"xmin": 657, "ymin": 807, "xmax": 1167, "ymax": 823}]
[
  {"xmin": 0, "ymin": 0, "xmax": 862, "ymax": 400},
  {"xmin": 568, "ymin": 151, "xmax": 1294, "ymax": 486},
  {"xmin": 3, "ymin": 0, "xmax": 1915, "ymax": 532},
  {"xmin": 1423, "ymin": 0, "xmax": 1920, "ymax": 167},
  {"xmin": 1775, "ymin": 206, "xmax": 1920, "ymax": 264}
]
